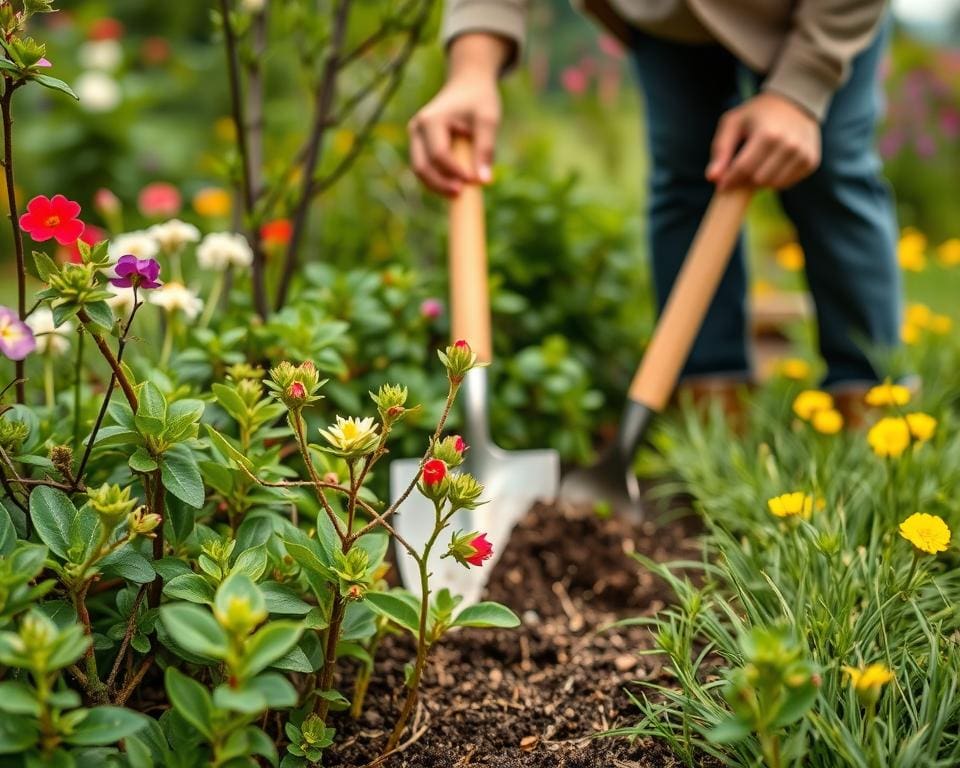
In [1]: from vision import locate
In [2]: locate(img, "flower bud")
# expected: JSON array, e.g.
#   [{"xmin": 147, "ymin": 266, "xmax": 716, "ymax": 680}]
[
  {"xmin": 446, "ymin": 531, "xmax": 494, "ymax": 568},
  {"xmin": 214, "ymin": 595, "xmax": 267, "ymax": 636},
  {"xmin": 128, "ymin": 508, "xmax": 161, "ymax": 538},
  {"xmin": 266, "ymin": 361, "xmax": 325, "ymax": 409},
  {"xmin": 49, "ymin": 444, "xmax": 73, "ymax": 478},
  {"xmin": 332, "ymin": 547, "xmax": 372, "ymax": 598},
  {"xmin": 0, "ymin": 417, "xmax": 29, "ymax": 454},
  {"xmin": 432, "ymin": 435, "xmax": 467, "ymax": 467},
  {"xmin": 87, "ymin": 483, "xmax": 139, "ymax": 529},
  {"xmin": 370, "ymin": 383, "xmax": 410, "ymax": 424},
  {"xmin": 446, "ymin": 472, "xmax": 484, "ymax": 510},
  {"xmin": 438, "ymin": 339, "xmax": 482, "ymax": 384}
]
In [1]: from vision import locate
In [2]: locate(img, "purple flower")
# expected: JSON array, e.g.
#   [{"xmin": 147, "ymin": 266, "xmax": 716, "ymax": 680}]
[
  {"xmin": 111, "ymin": 254, "xmax": 161, "ymax": 289},
  {"xmin": 0, "ymin": 307, "xmax": 36, "ymax": 361}
]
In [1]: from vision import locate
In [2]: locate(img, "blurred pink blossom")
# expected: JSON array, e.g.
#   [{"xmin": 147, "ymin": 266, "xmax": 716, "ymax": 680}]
[
  {"xmin": 561, "ymin": 66, "xmax": 589, "ymax": 96},
  {"xmin": 138, "ymin": 182, "xmax": 181, "ymax": 218},
  {"xmin": 420, "ymin": 298, "xmax": 443, "ymax": 320},
  {"xmin": 598, "ymin": 35, "xmax": 624, "ymax": 59}
]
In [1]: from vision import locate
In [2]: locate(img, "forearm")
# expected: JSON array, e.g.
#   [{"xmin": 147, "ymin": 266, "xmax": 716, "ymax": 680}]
[{"xmin": 448, "ymin": 32, "xmax": 513, "ymax": 82}]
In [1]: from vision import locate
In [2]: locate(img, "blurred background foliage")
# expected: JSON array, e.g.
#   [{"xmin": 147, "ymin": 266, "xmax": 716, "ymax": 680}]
[{"xmin": 3, "ymin": 0, "xmax": 959, "ymax": 470}]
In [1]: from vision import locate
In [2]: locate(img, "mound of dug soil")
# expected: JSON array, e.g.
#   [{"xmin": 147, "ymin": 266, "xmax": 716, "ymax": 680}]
[{"xmin": 326, "ymin": 501, "xmax": 705, "ymax": 768}]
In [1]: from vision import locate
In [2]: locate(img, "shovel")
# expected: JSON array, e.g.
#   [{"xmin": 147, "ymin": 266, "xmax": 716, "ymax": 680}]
[
  {"xmin": 390, "ymin": 138, "xmax": 560, "ymax": 605},
  {"xmin": 559, "ymin": 187, "xmax": 752, "ymax": 518}
]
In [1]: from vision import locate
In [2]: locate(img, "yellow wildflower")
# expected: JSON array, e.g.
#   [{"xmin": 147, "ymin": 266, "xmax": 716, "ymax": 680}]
[
  {"xmin": 936, "ymin": 238, "xmax": 960, "ymax": 267},
  {"xmin": 901, "ymin": 322, "xmax": 920, "ymax": 346},
  {"xmin": 767, "ymin": 492, "xmax": 814, "ymax": 519},
  {"xmin": 905, "ymin": 412, "xmax": 937, "ymax": 443},
  {"xmin": 898, "ymin": 228, "xmax": 927, "ymax": 272},
  {"xmin": 193, "ymin": 187, "xmax": 232, "ymax": 218},
  {"xmin": 792, "ymin": 390, "xmax": 833, "ymax": 421},
  {"xmin": 751, "ymin": 279, "xmax": 776, "ymax": 297},
  {"xmin": 930, "ymin": 314, "xmax": 953, "ymax": 335},
  {"xmin": 319, "ymin": 415, "xmax": 380, "ymax": 457},
  {"xmin": 778, "ymin": 358, "xmax": 811, "ymax": 381},
  {"xmin": 905, "ymin": 303, "xmax": 932, "ymax": 328},
  {"xmin": 812, "ymin": 408, "xmax": 843, "ymax": 435},
  {"xmin": 864, "ymin": 379, "xmax": 911, "ymax": 408},
  {"xmin": 867, "ymin": 417, "xmax": 911, "ymax": 458},
  {"xmin": 898, "ymin": 513, "xmax": 951, "ymax": 555},
  {"xmin": 843, "ymin": 663, "xmax": 893, "ymax": 707},
  {"xmin": 775, "ymin": 242, "xmax": 805, "ymax": 272}
]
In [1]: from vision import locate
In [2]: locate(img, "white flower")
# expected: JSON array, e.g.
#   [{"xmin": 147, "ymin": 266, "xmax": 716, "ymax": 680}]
[
  {"xmin": 241, "ymin": 0, "xmax": 267, "ymax": 10},
  {"xmin": 26, "ymin": 308, "xmax": 72, "ymax": 356},
  {"xmin": 109, "ymin": 231, "xmax": 159, "ymax": 264},
  {"xmin": 149, "ymin": 219, "xmax": 201, "ymax": 253},
  {"xmin": 318, "ymin": 416, "xmax": 380, "ymax": 456},
  {"xmin": 196, "ymin": 232, "xmax": 254, "ymax": 271},
  {"xmin": 78, "ymin": 40, "xmax": 123, "ymax": 72},
  {"xmin": 149, "ymin": 282, "xmax": 203, "ymax": 320},
  {"xmin": 75, "ymin": 71, "xmax": 121, "ymax": 113},
  {"xmin": 106, "ymin": 286, "xmax": 139, "ymax": 319}
]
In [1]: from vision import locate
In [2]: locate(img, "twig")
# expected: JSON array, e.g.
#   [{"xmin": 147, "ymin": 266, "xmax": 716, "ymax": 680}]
[
  {"xmin": 361, "ymin": 703, "xmax": 431, "ymax": 767},
  {"xmin": 76, "ymin": 309, "xmax": 138, "ymax": 411},
  {"xmin": 114, "ymin": 655, "xmax": 153, "ymax": 707},
  {"xmin": 105, "ymin": 584, "xmax": 147, "ymax": 691},
  {"xmin": 1, "ymin": 77, "xmax": 25, "ymax": 404}
]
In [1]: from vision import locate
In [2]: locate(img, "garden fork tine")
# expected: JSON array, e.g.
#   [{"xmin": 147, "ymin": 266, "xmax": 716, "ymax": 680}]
[
  {"xmin": 559, "ymin": 187, "xmax": 753, "ymax": 518},
  {"xmin": 390, "ymin": 137, "xmax": 560, "ymax": 606}
]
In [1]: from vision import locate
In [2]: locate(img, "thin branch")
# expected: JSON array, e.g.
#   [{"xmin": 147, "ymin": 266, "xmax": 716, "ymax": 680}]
[
  {"xmin": 76, "ymin": 309, "xmax": 138, "ymax": 412},
  {"xmin": 105, "ymin": 584, "xmax": 147, "ymax": 691},
  {"xmin": 338, "ymin": 0, "xmax": 421, "ymax": 67},
  {"xmin": 1, "ymin": 77, "xmax": 25, "ymax": 404}
]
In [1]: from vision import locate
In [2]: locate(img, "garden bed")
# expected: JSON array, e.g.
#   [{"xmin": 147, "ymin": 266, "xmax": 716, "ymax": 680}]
[{"xmin": 327, "ymin": 500, "xmax": 705, "ymax": 768}]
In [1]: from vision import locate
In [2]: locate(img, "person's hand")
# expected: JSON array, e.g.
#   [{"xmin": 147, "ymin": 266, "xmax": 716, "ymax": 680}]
[
  {"xmin": 706, "ymin": 92, "xmax": 821, "ymax": 190},
  {"xmin": 408, "ymin": 77, "xmax": 500, "ymax": 195},
  {"xmin": 408, "ymin": 33, "xmax": 509, "ymax": 196}
]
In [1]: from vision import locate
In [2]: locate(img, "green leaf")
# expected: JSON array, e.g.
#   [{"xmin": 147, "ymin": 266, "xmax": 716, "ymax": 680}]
[
  {"xmin": 204, "ymin": 424, "xmax": 254, "ymax": 471},
  {"xmin": 29, "ymin": 486, "xmax": 76, "ymax": 559},
  {"xmin": 365, "ymin": 592, "xmax": 420, "ymax": 635},
  {"xmin": 83, "ymin": 300, "xmax": 114, "ymax": 330},
  {"xmin": 212, "ymin": 383, "xmax": 248, "ymax": 423},
  {"xmin": 451, "ymin": 602, "xmax": 520, "ymax": 629},
  {"xmin": 163, "ymin": 573, "xmax": 215, "ymax": 604},
  {"xmin": 99, "ymin": 547, "xmax": 155, "ymax": 584},
  {"xmin": 135, "ymin": 382, "xmax": 167, "ymax": 437},
  {"xmin": 91, "ymin": 425, "xmax": 140, "ymax": 448},
  {"xmin": 32, "ymin": 250, "xmax": 58, "ymax": 282},
  {"xmin": 240, "ymin": 621, "xmax": 304, "ymax": 677},
  {"xmin": 246, "ymin": 673, "xmax": 298, "ymax": 709},
  {"xmin": 31, "ymin": 72, "xmax": 77, "ymax": 99},
  {"xmin": 0, "ymin": 713, "xmax": 38, "ymax": 753},
  {"xmin": 160, "ymin": 603, "xmax": 228, "ymax": 660},
  {"xmin": 129, "ymin": 447, "xmax": 158, "ymax": 473},
  {"xmin": 230, "ymin": 545, "xmax": 267, "ymax": 582},
  {"xmin": 216, "ymin": 573, "xmax": 265, "ymax": 621},
  {"xmin": 163, "ymin": 400, "xmax": 205, "ymax": 443},
  {"xmin": 160, "ymin": 443, "xmax": 205, "ymax": 508},
  {"xmin": 0, "ymin": 502, "xmax": 15, "ymax": 556},
  {"xmin": 212, "ymin": 684, "xmax": 266, "ymax": 715},
  {"xmin": 260, "ymin": 582, "xmax": 312, "ymax": 615},
  {"xmin": 64, "ymin": 706, "xmax": 146, "ymax": 746},
  {"xmin": 706, "ymin": 716, "xmax": 752, "ymax": 744},
  {"xmin": 0, "ymin": 681, "xmax": 40, "ymax": 716},
  {"xmin": 164, "ymin": 667, "xmax": 214, "ymax": 739},
  {"xmin": 46, "ymin": 623, "xmax": 92, "ymax": 670},
  {"xmin": 270, "ymin": 644, "xmax": 315, "ymax": 673}
]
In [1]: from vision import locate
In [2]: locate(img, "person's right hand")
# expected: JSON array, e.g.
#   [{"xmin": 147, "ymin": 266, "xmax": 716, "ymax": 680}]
[{"xmin": 408, "ymin": 77, "xmax": 500, "ymax": 196}]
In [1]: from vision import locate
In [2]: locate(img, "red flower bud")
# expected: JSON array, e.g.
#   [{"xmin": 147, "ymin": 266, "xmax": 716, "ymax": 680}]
[
  {"xmin": 288, "ymin": 381, "xmax": 306, "ymax": 400},
  {"xmin": 422, "ymin": 458, "xmax": 447, "ymax": 486},
  {"xmin": 387, "ymin": 405, "xmax": 404, "ymax": 418},
  {"xmin": 453, "ymin": 435, "xmax": 468, "ymax": 454},
  {"xmin": 454, "ymin": 339, "xmax": 469, "ymax": 349},
  {"xmin": 465, "ymin": 533, "xmax": 493, "ymax": 567}
]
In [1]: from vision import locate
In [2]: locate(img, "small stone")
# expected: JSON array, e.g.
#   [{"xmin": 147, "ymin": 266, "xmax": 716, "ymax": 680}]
[
  {"xmin": 522, "ymin": 610, "xmax": 540, "ymax": 626},
  {"xmin": 520, "ymin": 735, "xmax": 538, "ymax": 751},
  {"xmin": 615, "ymin": 654, "xmax": 638, "ymax": 672},
  {"xmin": 563, "ymin": 707, "xmax": 576, "ymax": 720},
  {"xmin": 489, "ymin": 668, "xmax": 503, "ymax": 687}
]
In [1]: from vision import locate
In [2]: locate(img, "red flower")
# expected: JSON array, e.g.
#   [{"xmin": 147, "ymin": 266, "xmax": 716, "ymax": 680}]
[
  {"xmin": 20, "ymin": 195, "xmax": 85, "ymax": 245},
  {"xmin": 452, "ymin": 435, "xmax": 468, "ymax": 454},
  {"xmin": 65, "ymin": 223, "xmax": 106, "ymax": 264},
  {"xmin": 89, "ymin": 18, "xmax": 124, "ymax": 41},
  {"xmin": 422, "ymin": 458, "xmax": 447, "ymax": 486},
  {"xmin": 260, "ymin": 218, "xmax": 293, "ymax": 248},
  {"xmin": 465, "ymin": 533, "xmax": 493, "ymax": 567},
  {"xmin": 288, "ymin": 382, "xmax": 306, "ymax": 400},
  {"xmin": 138, "ymin": 182, "xmax": 181, "ymax": 218},
  {"xmin": 454, "ymin": 339, "xmax": 469, "ymax": 349}
]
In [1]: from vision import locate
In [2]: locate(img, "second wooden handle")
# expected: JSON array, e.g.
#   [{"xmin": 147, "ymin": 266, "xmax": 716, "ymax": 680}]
[
  {"xmin": 448, "ymin": 138, "xmax": 493, "ymax": 363},
  {"xmin": 628, "ymin": 187, "xmax": 752, "ymax": 410}
]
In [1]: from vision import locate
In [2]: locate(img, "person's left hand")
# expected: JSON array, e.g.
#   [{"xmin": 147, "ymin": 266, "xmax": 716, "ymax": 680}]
[{"xmin": 706, "ymin": 92, "xmax": 821, "ymax": 190}]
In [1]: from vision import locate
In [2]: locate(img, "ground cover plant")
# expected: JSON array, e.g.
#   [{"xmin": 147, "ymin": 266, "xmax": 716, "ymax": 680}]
[{"xmin": 621, "ymin": 299, "xmax": 960, "ymax": 766}]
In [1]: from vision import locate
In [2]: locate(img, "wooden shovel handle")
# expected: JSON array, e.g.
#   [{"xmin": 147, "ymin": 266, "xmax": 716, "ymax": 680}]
[
  {"xmin": 448, "ymin": 137, "xmax": 493, "ymax": 363},
  {"xmin": 628, "ymin": 187, "xmax": 752, "ymax": 410}
]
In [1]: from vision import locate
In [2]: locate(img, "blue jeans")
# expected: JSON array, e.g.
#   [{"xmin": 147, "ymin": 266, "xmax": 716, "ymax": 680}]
[{"xmin": 631, "ymin": 24, "xmax": 900, "ymax": 387}]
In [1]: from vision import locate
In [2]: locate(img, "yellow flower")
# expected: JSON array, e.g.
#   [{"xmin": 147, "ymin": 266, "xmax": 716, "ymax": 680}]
[
  {"xmin": 767, "ymin": 492, "xmax": 814, "ymax": 519},
  {"xmin": 193, "ymin": 187, "xmax": 232, "ymax": 218},
  {"xmin": 930, "ymin": 314, "xmax": 953, "ymax": 335},
  {"xmin": 319, "ymin": 415, "xmax": 380, "ymax": 457},
  {"xmin": 778, "ymin": 358, "xmax": 811, "ymax": 381},
  {"xmin": 936, "ymin": 238, "xmax": 960, "ymax": 267},
  {"xmin": 775, "ymin": 242, "xmax": 805, "ymax": 272},
  {"xmin": 898, "ymin": 228, "xmax": 927, "ymax": 272},
  {"xmin": 213, "ymin": 116, "xmax": 236, "ymax": 143},
  {"xmin": 843, "ymin": 663, "xmax": 893, "ymax": 706},
  {"xmin": 899, "ymin": 512, "xmax": 951, "ymax": 555},
  {"xmin": 901, "ymin": 322, "xmax": 920, "ymax": 345},
  {"xmin": 905, "ymin": 303, "xmax": 932, "ymax": 328},
  {"xmin": 867, "ymin": 417, "xmax": 911, "ymax": 458},
  {"xmin": 905, "ymin": 412, "xmax": 937, "ymax": 442},
  {"xmin": 751, "ymin": 279, "xmax": 776, "ymax": 297},
  {"xmin": 812, "ymin": 408, "xmax": 843, "ymax": 435},
  {"xmin": 864, "ymin": 379, "xmax": 911, "ymax": 408},
  {"xmin": 792, "ymin": 390, "xmax": 833, "ymax": 421}
]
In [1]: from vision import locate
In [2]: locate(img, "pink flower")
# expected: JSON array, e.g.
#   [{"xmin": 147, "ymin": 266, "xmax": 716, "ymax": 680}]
[
  {"xmin": 419, "ymin": 298, "xmax": 443, "ymax": 320},
  {"xmin": 0, "ymin": 307, "xmax": 36, "ymax": 360},
  {"xmin": 422, "ymin": 458, "xmax": 447, "ymax": 486},
  {"xmin": 598, "ymin": 35, "xmax": 624, "ymax": 59},
  {"xmin": 20, "ymin": 195, "xmax": 85, "ymax": 245},
  {"xmin": 465, "ymin": 533, "xmax": 493, "ymax": 567},
  {"xmin": 452, "ymin": 435, "xmax": 468, "ymax": 454},
  {"xmin": 94, "ymin": 188, "xmax": 121, "ymax": 216},
  {"xmin": 561, "ymin": 66, "xmax": 588, "ymax": 96},
  {"xmin": 36, "ymin": 58, "xmax": 52, "ymax": 68},
  {"xmin": 111, "ymin": 254, "xmax": 161, "ymax": 289},
  {"xmin": 137, "ymin": 182, "xmax": 181, "ymax": 218},
  {"xmin": 66, "ymin": 223, "xmax": 106, "ymax": 264},
  {"xmin": 288, "ymin": 381, "xmax": 306, "ymax": 400}
]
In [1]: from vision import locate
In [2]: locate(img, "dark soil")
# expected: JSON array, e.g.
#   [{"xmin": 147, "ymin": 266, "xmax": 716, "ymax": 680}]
[{"xmin": 326, "ymin": 500, "xmax": 707, "ymax": 768}]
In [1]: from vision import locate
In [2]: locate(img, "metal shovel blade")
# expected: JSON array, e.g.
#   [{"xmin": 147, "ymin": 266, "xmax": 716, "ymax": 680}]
[{"xmin": 390, "ymin": 369, "xmax": 560, "ymax": 606}]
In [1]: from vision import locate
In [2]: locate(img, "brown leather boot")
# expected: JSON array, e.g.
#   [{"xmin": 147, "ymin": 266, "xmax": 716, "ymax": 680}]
[{"xmin": 673, "ymin": 375, "xmax": 755, "ymax": 433}]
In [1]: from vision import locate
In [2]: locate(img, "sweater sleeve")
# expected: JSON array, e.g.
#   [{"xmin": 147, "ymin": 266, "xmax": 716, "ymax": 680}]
[
  {"xmin": 762, "ymin": 0, "xmax": 886, "ymax": 121},
  {"xmin": 441, "ymin": 0, "xmax": 528, "ymax": 71}
]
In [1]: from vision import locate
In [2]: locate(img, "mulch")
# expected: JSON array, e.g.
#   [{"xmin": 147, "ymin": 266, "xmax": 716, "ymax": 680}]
[{"xmin": 326, "ymin": 500, "xmax": 708, "ymax": 768}]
